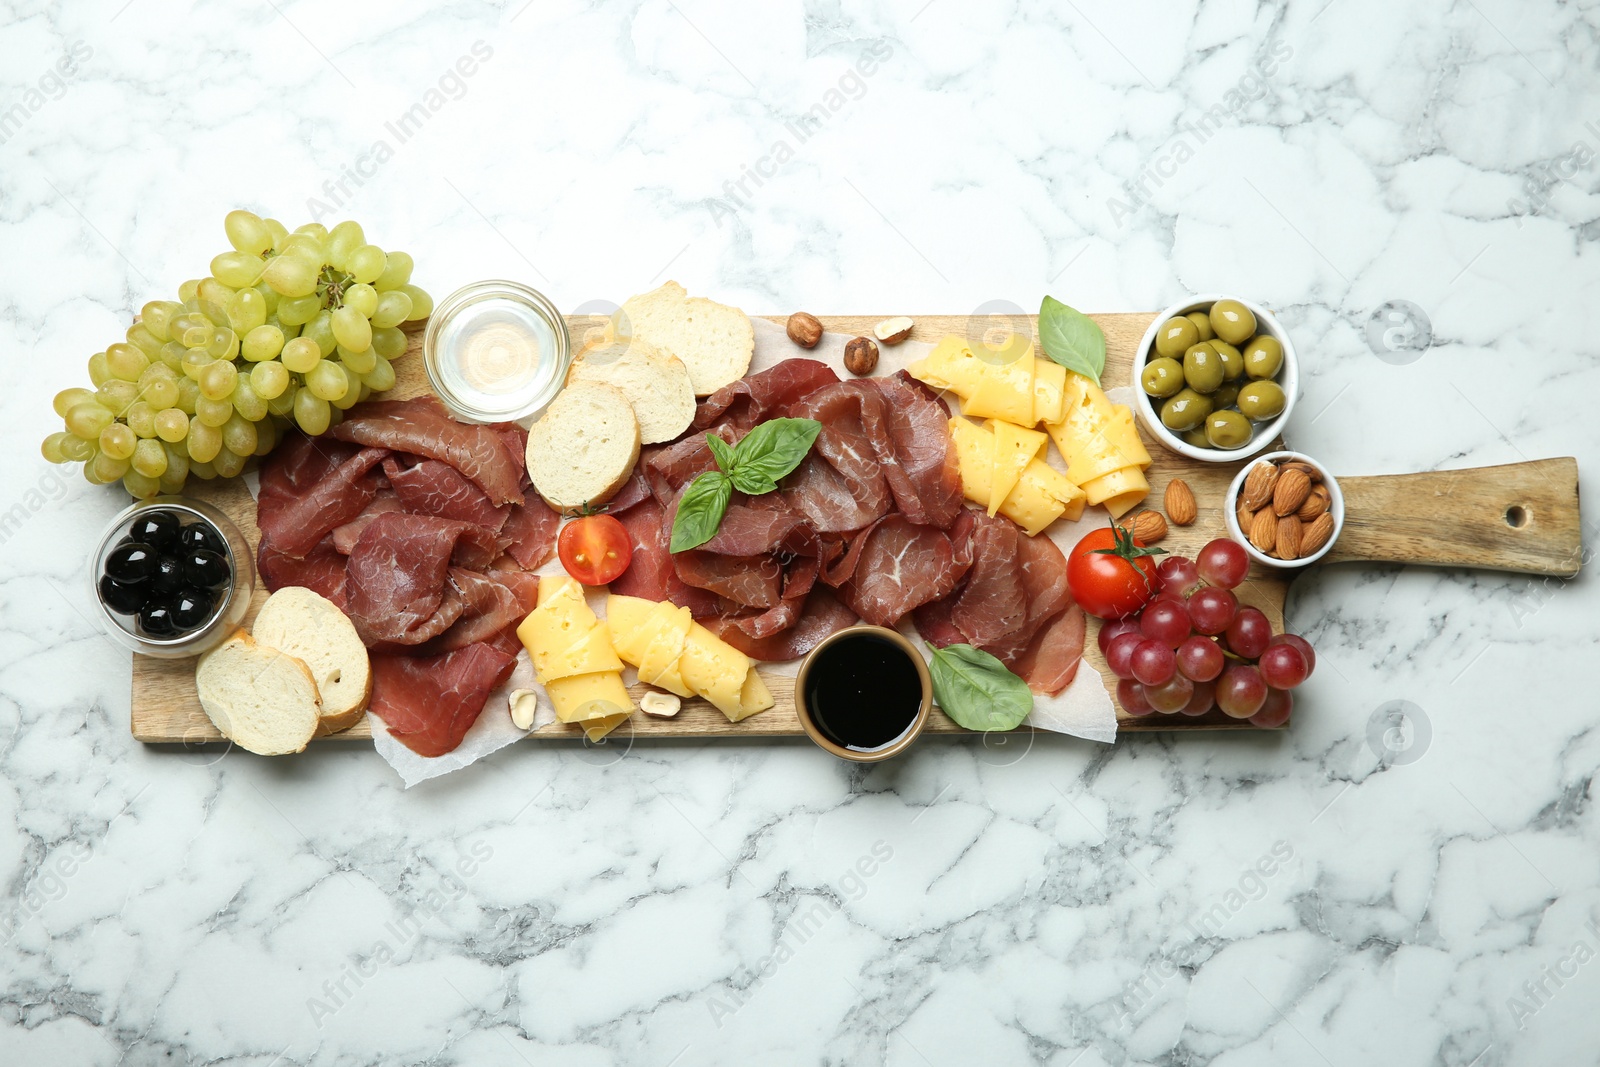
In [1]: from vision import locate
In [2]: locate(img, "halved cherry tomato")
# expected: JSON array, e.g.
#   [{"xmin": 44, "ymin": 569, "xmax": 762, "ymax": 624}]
[
  {"xmin": 557, "ymin": 514, "xmax": 633, "ymax": 585},
  {"xmin": 1067, "ymin": 521, "xmax": 1165, "ymax": 620}
]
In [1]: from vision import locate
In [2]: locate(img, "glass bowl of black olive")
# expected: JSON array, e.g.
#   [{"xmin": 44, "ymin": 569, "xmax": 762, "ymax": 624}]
[{"xmin": 90, "ymin": 498, "xmax": 253, "ymax": 657}]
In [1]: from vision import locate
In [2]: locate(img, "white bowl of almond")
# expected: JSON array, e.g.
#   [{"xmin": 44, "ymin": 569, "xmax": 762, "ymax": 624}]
[{"xmin": 1223, "ymin": 452, "xmax": 1343, "ymax": 569}]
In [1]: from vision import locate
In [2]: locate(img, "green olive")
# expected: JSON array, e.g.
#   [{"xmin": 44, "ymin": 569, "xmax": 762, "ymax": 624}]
[
  {"xmin": 1182, "ymin": 343, "xmax": 1224, "ymax": 394},
  {"xmin": 1242, "ymin": 334, "xmax": 1283, "ymax": 379},
  {"xmin": 1210, "ymin": 382, "xmax": 1241, "ymax": 410},
  {"xmin": 1209, "ymin": 299, "xmax": 1257, "ymax": 345},
  {"xmin": 1204, "ymin": 410, "xmax": 1253, "ymax": 450},
  {"xmin": 1185, "ymin": 310, "xmax": 1214, "ymax": 342},
  {"xmin": 1211, "ymin": 339, "xmax": 1244, "ymax": 381},
  {"xmin": 1141, "ymin": 356, "xmax": 1185, "ymax": 398},
  {"xmin": 1180, "ymin": 427, "xmax": 1211, "ymax": 449},
  {"xmin": 1237, "ymin": 380, "xmax": 1286, "ymax": 421},
  {"xmin": 1154, "ymin": 316, "xmax": 1200, "ymax": 359},
  {"xmin": 1160, "ymin": 388, "xmax": 1213, "ymax": 432}
]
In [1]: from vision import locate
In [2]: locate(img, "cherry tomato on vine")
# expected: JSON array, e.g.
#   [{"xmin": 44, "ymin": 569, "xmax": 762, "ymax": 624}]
[
  {"xmin": 1067, "ymin": 520, "xmax": 1166, "ymax": 620},
  {"xmin": 557, "ymin": 514, "xmax": 633, "ymax": 585}
]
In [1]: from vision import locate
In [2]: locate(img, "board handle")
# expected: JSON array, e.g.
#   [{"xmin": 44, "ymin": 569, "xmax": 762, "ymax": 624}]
[{"xmin": 1322, "ymin": 458, "xmax": 1582, "ymax": 576}]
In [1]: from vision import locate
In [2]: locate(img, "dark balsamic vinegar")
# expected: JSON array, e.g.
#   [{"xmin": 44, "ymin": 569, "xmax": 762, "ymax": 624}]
[{"xmin": 804, "ymin": 633, "xmax": 922, "ymax": 751}]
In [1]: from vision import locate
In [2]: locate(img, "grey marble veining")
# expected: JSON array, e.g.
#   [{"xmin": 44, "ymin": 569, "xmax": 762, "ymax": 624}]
[{"xmin": 1, "ymin": 0, "xmax": 1598, "ymax": 1064}]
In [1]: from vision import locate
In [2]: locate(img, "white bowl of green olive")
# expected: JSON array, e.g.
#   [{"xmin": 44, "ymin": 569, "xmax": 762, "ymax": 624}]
[{"xmin": 1132, "ymin": 295, "xmax": 1297, "ymax": 463}]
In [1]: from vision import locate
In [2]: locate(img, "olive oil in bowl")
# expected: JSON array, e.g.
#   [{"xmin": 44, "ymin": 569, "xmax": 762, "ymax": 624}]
[{"xmin": 796, "ymin": 627, "xmax": 931, "ymax": 761}]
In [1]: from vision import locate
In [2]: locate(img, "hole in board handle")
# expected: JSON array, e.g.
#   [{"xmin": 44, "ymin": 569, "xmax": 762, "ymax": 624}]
[{"xmin": 1505, "ymin": 505, "xmax": 1529, "ymax": 528}]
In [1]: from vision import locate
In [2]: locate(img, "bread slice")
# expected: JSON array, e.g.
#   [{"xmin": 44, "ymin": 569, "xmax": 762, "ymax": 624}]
[
  {"xmin": 195, "ymin": 631, "xmax": 321, "ymax": 755},
  {"xmin": 527, "ymin": 381, "xmax": 641, "ymax": 515},
  {"xmin": 251, "ymin": 586, "xmax": 371, "ymax": 735},
  {"xmin": 566, "ymin": 337, "xmax": 696, "ymax": 445},
  {"xmin": 614, "ymin": 281, "xmax": 753, "ymax": 397}
]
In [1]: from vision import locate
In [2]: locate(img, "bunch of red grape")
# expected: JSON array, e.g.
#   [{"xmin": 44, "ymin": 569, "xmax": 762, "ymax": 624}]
[{"xmin": 1098, "ymin": 538, "xmax": 1314, "ymax": 727}]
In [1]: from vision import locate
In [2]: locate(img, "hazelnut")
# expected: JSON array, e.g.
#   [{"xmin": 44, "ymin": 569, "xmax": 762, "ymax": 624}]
[
  {"xmin": 843, "ymin": 336, "xmax": 879, "ymax": 375},
  {"xmin": 873, "ymin": 316, "xmax": 914, "ymax": 345},
  {"xmin": 786, "ymin": 312, "xmax": 823, "ymax": 349}
]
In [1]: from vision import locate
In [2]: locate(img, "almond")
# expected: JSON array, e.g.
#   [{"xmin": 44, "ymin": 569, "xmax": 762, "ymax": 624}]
[
  {"xmin": 1248, "ymin": 509, "xmax": 1278, "ymax": 553},
  {"xmin": 1275, "ymin": 516, "xmax": 1302, "ymax": 560},
  {"xmin": 1281, "ymin": 459, "xmax": 1320, "ymax": 483},
  {"xmin": 1272, "ymin": 467, "xmax": 1312, "ymax": 517},
  {"xmin": 1164, "ymin": 479, "xmax": 1197, "ymax": 526},
  {"xmin": 1240, "ymin": 462, "xmax": 1278, "ymax": 512},
  {"xmin": 1300, "ymin": 512, "xmax": 1335, "ymax": 555},
  {"xmin": 1296, "ymin": 486, "xmax": 1328, "ymax": 522},
  {"xmin": 872, "ymin": 316, "xmax": 914, "ymax": 345},
  {"xmin": 1237, "ymin": 498, "xmax": 1256, "ymax": 532},
  {"xmin": 1120, "ymin": 510, "xmax": 1168, "ymax": 544}
]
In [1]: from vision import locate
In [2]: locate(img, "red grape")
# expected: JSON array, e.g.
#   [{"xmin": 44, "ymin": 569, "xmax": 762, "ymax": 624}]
[
  {"xmin": 1216, "ymin": 664, "xmax": 1268, "ymax": 718},
  {"xmin": 1157, "ymin": 555, "xmax": 1201, "ymax": 597},
  {"xmin": 1197, "ymin": 538, "xmax": 1249, "ymax": 588},
  {"xmin": 1225, "ymin": 607, "xmax": 1272, "ymax": 659},
  {"xmin": 1098, "ymin": 617, "xmax": 1142, "ymax": 655},
  {"xmin": 1145, "ymin": 673, "xmax": 1195, "ymax": 713},
  {"xmin": 1268, "ymin": 633, "xmax": 1316, "ymax": 679},
  {"xmin": 1106, "ymin": 632, "xmax": 1145, "ymax": 679},
  {"xmin": 1259, "ymin": 643, "xmax": 1309, "ymax": 689},
  {"xmin": 1130, "ymin": 639, "xmax": 1176, "ymax": 686},
  {"xmin": 1140, "ymin": 600, "xmax": 1192, "ymax": 648},
  {"xmin": 1175, "ymin": 635, "xmax": 1225, "ymax": 682},
  {"xmin": 1181, "ymin": 679, "xmax": 1215, "ymax": 716},
  {"xmin": 1117, "ymin": 678, "xmax": 1154, "ymax": 717},
  {"xmin": 1187, "ymin": 587, "xmax": 1239, "ymax": 635},
  {"xmin": 1250, "ymin": 687, "xmax": 1293, "ymax": 727}
]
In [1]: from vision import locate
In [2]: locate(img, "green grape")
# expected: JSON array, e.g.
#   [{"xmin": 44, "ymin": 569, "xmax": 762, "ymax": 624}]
[
  {"xmin": 141, "ymin": 301, "xmax": 181, "ymax": 342},
  {"xmin": 370, "ymin": 290, "xmax": 412, "ymax": 329},
  {"xmin": 254, "ymin": 281, "xmax": 280, "ymax": 314},
  {"xmin": 266, "ymin": 385, "xmax": 298, "ymax": 418},
  {"xmin": 131, "ymin": 438, "xmax": 168, "ymax": 478},
  {"xmin": 138, "ymin": 363, "xmax": 179, "ymax": 405},
  {"xmin": 371, "ymin": 326, "xmax": 407, "ymax": 360},
  {"xmin": 356, "ymin": 383, "xmax": 372, "ymax": 403},
  {"xmin": 399, "ymin": 284, "xmax": 432, "ymax": 321},
  {"xmin": 362, "ymin": 355, "xmax": 396, "ymax": 393},
  {"xmin": 82, "ymin": 460, "xmax": 106, "ymax": 485},
  {"xmin": 157, "ymin": 470, "xmax": 186, "ymax": 496},
  {"xmin": 40, "ymin": 431, "xmax": 70, "ymax": 464},
  {"xmin": 228, "ymin": 288, "xmax": 268, "ymax": 335},
  {"xmin": 126, "ymin": 322, "xmax": 163, "ymax": 356},
  {"xmin": 337, "ymin": 345, "xmax": 377, "ymax": 374},
  {"xmin": 306, "ymin": 359, "xmax": 349, "ymax": 402},
  {"xmin": 262, "ymin": 253, "xmax": 318, "ymax": 298},
  {"xmin": 276, "ymin": 293, "xmax": 322, "ymax": 326},
  {"xmin": 175, "ymin": 376, "xmax": 200, "ymax": 415},
  {"xmin": 126, "ymin": 401, "xmax": 158, "ymax": 439},
  {"xmin": 177, "ymin": 278, "xmax": 202, "ymax": 302},
  {"xmin": 330, "ymin": 366, "xmax": 362, "ymax": 410},
  {"xmin": 60, "ymin": 434, "xmax": 96, "ymax": 462},
  {"xmin": 346, "ymin": 244, "xmax": 386, "ymax": 284},
  {"xmin": 327, "ymin": 220, "xmax": 365, "ymax": 268},
  {"xmin": 187, "ymin": 420, "xmax": 222, "ymax": 463},
  {"xmin": 221, "ymin": 412, "xmax": 257, "ymax": 456},
  {"xmin": 250, "ymin": 359, "xmax": 290, "ymax": 399},
  {"xmin": 99, "ymin": 422, "xmax": 136, "ymax": 460},
  {"xmin": 211, "ymin": 251, "xmax": 265, "ymax": 288},
  {"xmin": 123, "ymin": 471, "xmax": 162, "ymax": 499},
  {"xmin": 97, "ymin": 380, "xmax": 139, "ymax": 417},
  {"xmin": 230, "ymin": 377, "xmax": 267, "ymax": 421},
  {"xmin": 169, "ymin": 312, "xmax": 201, "ymax": 337},
  {"xmin": 87, "ymin": 352, "xmax": 112, "ymax": 387},
  {"xmin": 342, "ymin": 282, "xmax": 378, "ymax": 318},
  {"xmin": 242, "ymin": 324, "xmax": 284, "ymax": 362},
  {"xmin": 154, "ymin": 407, "xmax": 189, "ymax": 443},
  {"xmin": 196, "ymin": 394, "xmax": 233, "ymax": 427},
  {"xmin": 188, "ymin": 460, "xmax": 216, "ymax": 481},
  {"xmin": 265, "ymin": 315, "xmax": 300, "ymax": 342},
  {"xmin": 158, "ymin": 341, "xmax": 187, "ymax": 371},
  {"xmin": 53, "ymin": 387, "xmax": 96, "ymax": 417},
  {"xmin": 92, "ymin": 451, "xmax": 130, "ymax": 482},
  {"xmin": 374, "ymin": 250, "xmax": 413, "ymax": 291},
  {"xmin": 303, "ymin": 310, "xmax": 336, "ymax": 356},
  {"xmin": 212, "ymin": 447, "xmax": 247, "ymax": 479},
  {"xmin": 281, "ymin": 337, "xmax": 321, "ymax": 374},
  {"xmin": 206, "ymin": 327, "xmax": 240, "ymax": 360},
  {"xmin": 330, "ymin": 306, "xmax": 371, "ymax": 352},
  {"xmin": 279, "ymin": 233, "xmax": 326, "ymax": 265},
  {"xmin": 252, "ymin": 414, "xmax": 278, "ymax": 456},
  {"xmin": 200, "ymin": 359, "xmax": 239, "ymax": 401},
  {"xmin": 263, "ymin": 217, "xmax": 289, "ymax": 247},
  {"xmin": 182, "ymin": 347, "xmax": 214, "ymax": 380},
  {"xmin": 182, "ymin": 325, "xmax": 211, "ymax": 349},
  {"xmin": 294, "ymin": 389, "xmax": 332, "ymax": 435},
  {"xmin": 161, "ymin": 441, "xmax": 189, "ymax": 483},
  {"xmin": 196, "ymin": 279, "xmax": 235, "ymax": 310},
  {"xmin": 295, "ymin": 222, "xmax": 330, "ymax": 242},
  {"xmin": 225, "ymin": 209, "xmax": 274, "ymax": 255},
  {"xmin": 106, "ymin": 343, "xmax": 149, "ymax": 382}
]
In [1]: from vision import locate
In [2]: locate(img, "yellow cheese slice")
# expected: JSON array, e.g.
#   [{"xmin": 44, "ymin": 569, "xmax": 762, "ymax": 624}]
[
  {"xmin": 1049, "ymin": 381, "xmax": 1148, "ymax": 487},
  {"xmin": 1032, "ymin": 359, "xmax": 1068, "ymax": 425},
  {"xmin": 1102, "ymin": 406, "xmax": 1152, "ymax": 470},
  {"xmin": 1080, "ymin": 464, "xmax": 1150, "ymax": 517},
  {"xmin": 637, "ymin": 603, "xmax": 694, "ymax": 698},
  {"xmin": 544, "ymin": 670, "xmax": 635, "ymax": 724},
  {"xmin": 581, "ymin": 711, "xmax": 631, "ymax": 742},
  {"xmin": 948, "ymin": 417, "xmax": 996, "ymax": 510},
  {"xmin": 736, "ymin": 669, "xmax": 775, "ymax": 720},
  {"xmin": 985, "ymin": 419, "xmax": 1047, "ymax": 517},
  {"xmin": 905, "ymin": 335, "xmax": 974, "ymax": 391},
  {"xmin": 535, "ymin": 573, "xmax": 584, "ymax": 610},
  {"xmin": 518, "ymin": 576, "xmax": 622, "ymax": 682},
  {"xmin": 1005, "ymin": 459, "xmax": 1087, "ymax": 534},
  {"xmin": 680, "ymin": 623, "xmax": 753, "ymax": 721},
  {"xmin": 959, "ymin": 355, "xmax": 1035, "ymax": 426},
  {"xmin": 605, "ymin": 595, "xmax": 654, "ymax": 661}
]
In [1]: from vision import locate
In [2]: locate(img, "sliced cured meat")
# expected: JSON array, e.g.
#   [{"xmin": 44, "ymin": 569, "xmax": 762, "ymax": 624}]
[
  {"xmin": 344, "ymin": 514, "xmax": 503, "ymax": 645},
  {"xmin": 500, "ymin": 497, "xmax": 560, "ymax": 570},
  {"xmin": 701, "ymin": 504, "xmax": 815, "ymax": 558},
  {"xmin": 878, "ymin": 372, "xmax": 963, "ymax": 529},
  {"xmin": 259, "ymin": 533, "xmax": 349, "ymax": 610},
  {"xmin": 819, "ymin": 517, "xmax": 882, "ymax": 587},
  {"xmin": 369, "ymin": 641, "xmax": 517, "ymax": 758},
  {"xmin": 606, "ymin": 497, "xmax": 721, "ymax": 615},
  {"xmin": 258, "ymin": 431, "xmax": 364, "ymax": 501},
  {"xmin": 422, "ymin": 569, "xmax": 527, "ymax": 654},
  {"xmin": 606, "ymin": 468, "xmax": 652, "ymax": 515},
  {"xmin": 673, "ymin": 550, "xmax": 781, "ymax": 609},
  {"xmin": 384, "ymin": 456, "xmax": 509, "ymax": 530},
  {"xmin": 911, "ymin": 592, "xmax": 965, "ymax": 650},
  {"xmin": 332, "ymin": 490, "xmax": 402, "ymax": 555},
  {"xmin": 838, "ymin": 515, "xmax": 970, "ymax": 627},
  {"xmin": 783, "ymin": 452, "xmax": 890, "ymax": 534},
  {"xmin": 643, "ymin": 429, "xmax": 727, "ymax": 505},
  {"xmin": 257, "ymin": 443, "xmax": 388, "ymax": 559},
  {"xmin": 694, "ymin": 359, "xmax": 839, "ymax": 432},
  {"xmin": 984, "ymin": 532, "xmax": 1074, "ymax": 665},
  {"xmin": 1013, "ymin": 603, "xmax": 1086, "ymax": 695},
  {"xmin": 331, "ymin": 396, "xmax": 525, "ymax": 506},
  {"xmin": 735, "ymin": 556, "xmax": 819, "ymax": 639},
  {"xmin": 708, "ymin": 585, "xmax": 858, "ymax": 662},
  {"xmin": 785, "ymin": 380, "xmax": 894, "ymax": 529},
  {"xmin": 950, "ymin": 513, "xmax": 1027, "ymax": 647}
]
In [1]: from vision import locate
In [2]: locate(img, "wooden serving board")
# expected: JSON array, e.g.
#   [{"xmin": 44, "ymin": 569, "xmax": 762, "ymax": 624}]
[{"xmin": 130, "ymin": 314, "xmax": 1582, "ymax": 744}]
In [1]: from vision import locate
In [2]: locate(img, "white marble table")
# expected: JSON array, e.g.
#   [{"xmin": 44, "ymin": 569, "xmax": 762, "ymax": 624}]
[{"xmin": 2, "ymin": 2, "xmax": 1596, "ymax": 1064}]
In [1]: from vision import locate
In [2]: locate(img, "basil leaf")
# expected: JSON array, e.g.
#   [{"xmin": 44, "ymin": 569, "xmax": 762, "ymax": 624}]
[
  {"xmin": 669, "ymin": 471, "xmax": 732, "ymax": 553},
  {"xmin": 706, "ymin": 433, "xmax": 737, "ymax": 475},
  {"xmin": 731, "ymin": 417, "xmax": 821, "ymax": 487},
  {"xmin": 1038, "ymin": 295, "xmax": 1106, "ymax": 386},
  {"xmin": 730, "ymin": 468, "xmax": 779, "ymax": 496},
  {"xmin": 929, "ymin": 644, "xmax": 1033, "ymax": 732}
]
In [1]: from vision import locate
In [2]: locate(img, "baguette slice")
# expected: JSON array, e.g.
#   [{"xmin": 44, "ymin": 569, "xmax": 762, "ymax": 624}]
[
  {"xmin": 252, "ymin": 587, "xmax": 371, "ymax": 735},
  {"xmin": 614, "ymin": 281, "xmax": 753, "ymax": 396},
  {"xmin": 195, "ymin": 632, "xmax": 321, "ymax": 755},
  {"xmin": 566, "ymin": 337, "xmax": 696, "ymax": 445},
  {"xmin": 526, "ymin": 381, "xmax": 641, "ymax": 515}
]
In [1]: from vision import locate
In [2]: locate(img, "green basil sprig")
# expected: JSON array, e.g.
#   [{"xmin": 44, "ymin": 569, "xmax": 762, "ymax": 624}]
[
  {"xmin": 1038, "ymin": 295, "xmax": 1106, "ymax": 386},
  {"xmin": 929, "ymin": 643, "xmax": 1033, "ymax": 732},
  {"xmin": 669, "ymin": 417, "xmax": 822, "ymax": 553}
]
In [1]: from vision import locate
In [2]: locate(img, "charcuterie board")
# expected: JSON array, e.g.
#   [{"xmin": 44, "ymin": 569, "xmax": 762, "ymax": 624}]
[{"xmin": 129, "ymin": 314, "xmax": 1582, "ymax": 743}]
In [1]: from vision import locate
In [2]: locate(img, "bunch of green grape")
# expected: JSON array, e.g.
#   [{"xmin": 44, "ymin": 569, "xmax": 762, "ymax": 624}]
[{"xmin": 41, "ymin": 210, "xmax": 432, "ymax": 498}]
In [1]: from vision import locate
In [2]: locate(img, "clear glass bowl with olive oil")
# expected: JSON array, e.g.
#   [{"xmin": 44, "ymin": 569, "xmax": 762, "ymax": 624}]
[{"xmin": 423, "ymin": 280, "xmax": 571, "ymax": 424}]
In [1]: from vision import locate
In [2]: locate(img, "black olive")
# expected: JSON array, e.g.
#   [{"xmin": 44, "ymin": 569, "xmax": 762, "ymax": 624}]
[
  {"xmin": 150, "ymin": 556, "xmax": 184, "ymax": 594},
  {"xmin": 180, "ymin": 549, "xmax": 230, "ymax": 588},
  {"xmin": 105, "ymin": 542, "xmax": 158, "ymax": 584},
  {"xmin": 128, "ymin": 510, "xmax": 181, "ymax": 551},
  {"xmin": 178, "ymin": 522, "xmax": 226, "ymax": 556},
  {"xmin": 99, "ymin": 575, "xmax": 145, "ymax": 615},
  {"xmin": 170, "ymin": 586, "xmax": 215, "ymax": 631},
  {"xmin": 139, "ymin": 602, "xmax": 178, "ymax": 637}
]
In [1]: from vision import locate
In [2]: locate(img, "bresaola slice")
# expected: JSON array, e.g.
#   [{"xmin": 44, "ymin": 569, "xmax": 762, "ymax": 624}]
[
  {"xmin": 384, "ymin": 456, "xmax": 510, "ymax": 530},
  {"xmin": 694, "ymin": 359, "xmax": 839, "ymax": 432},
  {"xmin": 838, "ymin": 515, "xmax": 970, "ymax": 627},
  {"xmin": 368, "ymin": 641, "xmax": 518, "ymax": 758},
  {"xmin": 256, "ymin": 442, "xmax": 388, "ymax": 559},
  {"xmin": 878, "ymin": 372, "xmax": 962, "ymax": 529},
  {"xmin": 330, "ymin": 395, "xmax": 525, "ymax": 505}
]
